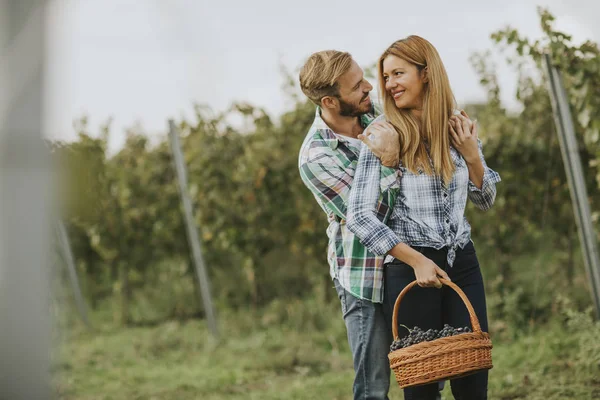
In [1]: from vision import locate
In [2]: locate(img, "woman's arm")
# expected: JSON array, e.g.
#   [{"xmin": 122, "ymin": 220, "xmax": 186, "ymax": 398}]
[
  {"xmin": 347, "ymin": 145, "xmax": 450, "ymax": 288},
  {"xmin": 465, "ymin": 138, "xmax": 501, "ymax": 210},
  {"xmin": 450, "ymin": 113, "xmax": 501, "ymax": 211},
  {"xmin": 346, "ymin": 145, "xmax": 401, "ymax": 256}
]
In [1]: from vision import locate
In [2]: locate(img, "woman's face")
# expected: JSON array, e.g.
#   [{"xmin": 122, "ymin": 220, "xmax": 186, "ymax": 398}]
[{"xmin": 382, "ymin": 55, "xmax": 426, "ymax": 111}]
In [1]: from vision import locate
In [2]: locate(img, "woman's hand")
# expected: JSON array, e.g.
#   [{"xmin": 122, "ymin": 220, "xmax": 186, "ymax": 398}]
[
  {"xmin": 449, "ymin": 110, "xmax": 479, "ymax": 164},
  {"xmin": 412, "ymin": 254, "xmax": 450, "ymax": 289},
  {"xmin": 387, "ymin": 243, "xmax": 450, "ymax": 288},
  {"xmin": 358, "ymin": 121, "xmax": 400, "ymax": 168}
]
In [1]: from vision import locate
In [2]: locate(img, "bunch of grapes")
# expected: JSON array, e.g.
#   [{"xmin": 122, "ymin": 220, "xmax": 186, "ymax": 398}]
[{"xmin": 389, "ymin": 324, "xmax": 472, "ymax": 352}]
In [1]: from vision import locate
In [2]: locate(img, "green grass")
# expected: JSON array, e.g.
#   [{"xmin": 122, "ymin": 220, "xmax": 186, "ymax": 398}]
[{"xmin": 52, "ymin": 299, "xmax": 600, "ymax": 399}]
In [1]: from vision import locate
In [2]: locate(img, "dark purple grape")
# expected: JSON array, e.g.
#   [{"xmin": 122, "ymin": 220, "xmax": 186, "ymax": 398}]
[{"xmin": 400, "ymin": 324, "xmax": 476, "ymax": 345}]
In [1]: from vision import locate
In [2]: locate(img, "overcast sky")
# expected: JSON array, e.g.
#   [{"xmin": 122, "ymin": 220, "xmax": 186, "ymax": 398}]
[{"xmin": 43, "ymin": 0, "xmax": 600, "ymax": 153}]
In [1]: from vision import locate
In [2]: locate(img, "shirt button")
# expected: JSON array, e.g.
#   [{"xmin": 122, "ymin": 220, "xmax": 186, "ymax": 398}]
[
  {"xmin": 443, "ymin": 193, "xmax": 448, "ymax": 197},
  {"xmin": 446, "ymin": 219, "xmax": 450, "ymax": 224}
]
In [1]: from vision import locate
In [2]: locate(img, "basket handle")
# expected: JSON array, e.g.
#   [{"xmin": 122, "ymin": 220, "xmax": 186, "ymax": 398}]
[{"xmin": 391, "ymin": 278, "xmax": 482, "ymax": 340}]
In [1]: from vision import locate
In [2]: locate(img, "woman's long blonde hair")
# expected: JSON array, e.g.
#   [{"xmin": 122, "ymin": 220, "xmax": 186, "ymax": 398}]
[{"xmin": 378, "ymin": 35, "xmax": 457, "ymax": 184}]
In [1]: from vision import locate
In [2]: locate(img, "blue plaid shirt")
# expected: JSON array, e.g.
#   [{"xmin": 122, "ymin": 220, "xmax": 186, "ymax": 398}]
[{"xmin": 347, "ymin": 125, "xmax": 501, "ymax": 266}]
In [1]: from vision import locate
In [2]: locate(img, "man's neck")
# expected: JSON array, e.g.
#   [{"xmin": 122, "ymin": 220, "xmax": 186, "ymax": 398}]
[{"xmin": 320, "ymin": 108, "xmax": 364, "ymax": 139}]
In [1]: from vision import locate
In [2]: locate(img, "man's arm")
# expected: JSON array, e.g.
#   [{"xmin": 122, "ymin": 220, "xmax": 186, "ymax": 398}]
[{"xmin": 299, "ymin": 152, "xmax": 353, "ymax": 221}]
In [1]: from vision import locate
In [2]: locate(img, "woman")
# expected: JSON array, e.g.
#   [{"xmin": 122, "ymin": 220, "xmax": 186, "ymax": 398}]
[{"xmin": 347, "ymin": 35, "xmax": 501, "ymax": 399}]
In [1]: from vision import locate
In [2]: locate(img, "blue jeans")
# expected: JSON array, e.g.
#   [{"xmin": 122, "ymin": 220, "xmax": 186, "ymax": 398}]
[{"xmin": 334, "ymin": 278, "xmax": 392, "ymax": 400}]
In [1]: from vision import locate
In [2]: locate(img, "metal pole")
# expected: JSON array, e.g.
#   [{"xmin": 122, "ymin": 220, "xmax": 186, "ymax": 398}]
[
  {"xmin": 168, "ymin": 119, "xmax": 219, "ymax": 337},
  {"xmin": 543, "ymin": 53, "xmax": 600, "ymax": 318},
  {"xmin": 57, "ymin": 220, "xmax": 90, "ymax": 328},
  {"xmin": 0, "ymin": 1, "xmax": 51, "ymax": 398}
]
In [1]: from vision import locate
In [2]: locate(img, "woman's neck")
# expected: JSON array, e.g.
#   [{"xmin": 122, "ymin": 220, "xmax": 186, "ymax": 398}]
[{"xmin": 411, "ymin": 107, "xmax": 423, "ymax": 120}]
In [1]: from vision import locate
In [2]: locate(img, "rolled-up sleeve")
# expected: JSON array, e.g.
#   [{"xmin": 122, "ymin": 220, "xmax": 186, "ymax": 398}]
[
  {"xmin": 468, "ymin": 139, "xmax": 501, "ymax": 211},
  {"xmin": 347, "ymin": 146, "xmax": 401, "ymax": 256}
]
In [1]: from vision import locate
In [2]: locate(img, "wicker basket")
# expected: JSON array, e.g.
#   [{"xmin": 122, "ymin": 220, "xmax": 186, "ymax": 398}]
[{"xmin": 388, "ymin": 278, "xmax": 493, "ymax": 388}]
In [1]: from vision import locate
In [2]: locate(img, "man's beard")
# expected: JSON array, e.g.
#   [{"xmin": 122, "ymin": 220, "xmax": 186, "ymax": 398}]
[{"xmin": 338, "ymin": 95, "xmax": 370, "ymax": 117}]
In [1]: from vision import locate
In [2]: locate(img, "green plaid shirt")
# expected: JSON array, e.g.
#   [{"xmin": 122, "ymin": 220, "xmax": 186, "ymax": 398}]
[{"xmin": 298, "ymin": 101, "xmax": 400, "ymax": 303}]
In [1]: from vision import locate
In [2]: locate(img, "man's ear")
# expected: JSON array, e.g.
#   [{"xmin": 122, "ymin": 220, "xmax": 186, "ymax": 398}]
[
  {"xmin": 321, "ymin": 96, "xmax": 338, "ymax": 110},
  {"xmin": 421, "ymin": 66, "xmax": 429, "ymax": 83}
]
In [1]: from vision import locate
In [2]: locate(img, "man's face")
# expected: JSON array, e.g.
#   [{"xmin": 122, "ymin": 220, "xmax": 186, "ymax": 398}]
[{"xmin": 334, "ymin": 60, "xmax": 373, "ymax": 117}]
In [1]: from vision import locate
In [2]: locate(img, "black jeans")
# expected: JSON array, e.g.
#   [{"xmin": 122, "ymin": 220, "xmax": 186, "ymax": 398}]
[{"xmin": 383, "ymin": 240, "xmax": 489, "ymax": 400}]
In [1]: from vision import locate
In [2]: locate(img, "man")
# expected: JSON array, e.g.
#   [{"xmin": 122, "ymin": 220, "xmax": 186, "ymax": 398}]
[{"xmin": 297, "ymin": 50, "xmax": 400, "ymax": 400}]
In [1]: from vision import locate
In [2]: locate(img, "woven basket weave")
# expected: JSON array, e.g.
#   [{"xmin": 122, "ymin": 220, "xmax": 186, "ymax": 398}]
[{"xmin": 388, "ymin": 278, "xmax": 493, "ymax": 388}]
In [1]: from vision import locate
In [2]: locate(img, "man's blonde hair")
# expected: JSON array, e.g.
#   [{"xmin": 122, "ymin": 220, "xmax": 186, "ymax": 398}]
[{"xmin": 299, "ymin": 50, "xmax": 353, "ymax": 105}]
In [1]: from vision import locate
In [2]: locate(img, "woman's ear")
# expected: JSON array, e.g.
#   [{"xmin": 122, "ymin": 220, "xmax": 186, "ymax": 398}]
[{"xmin": 421, "ymin": 66, "xmax": 429, "ymax": 83}]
